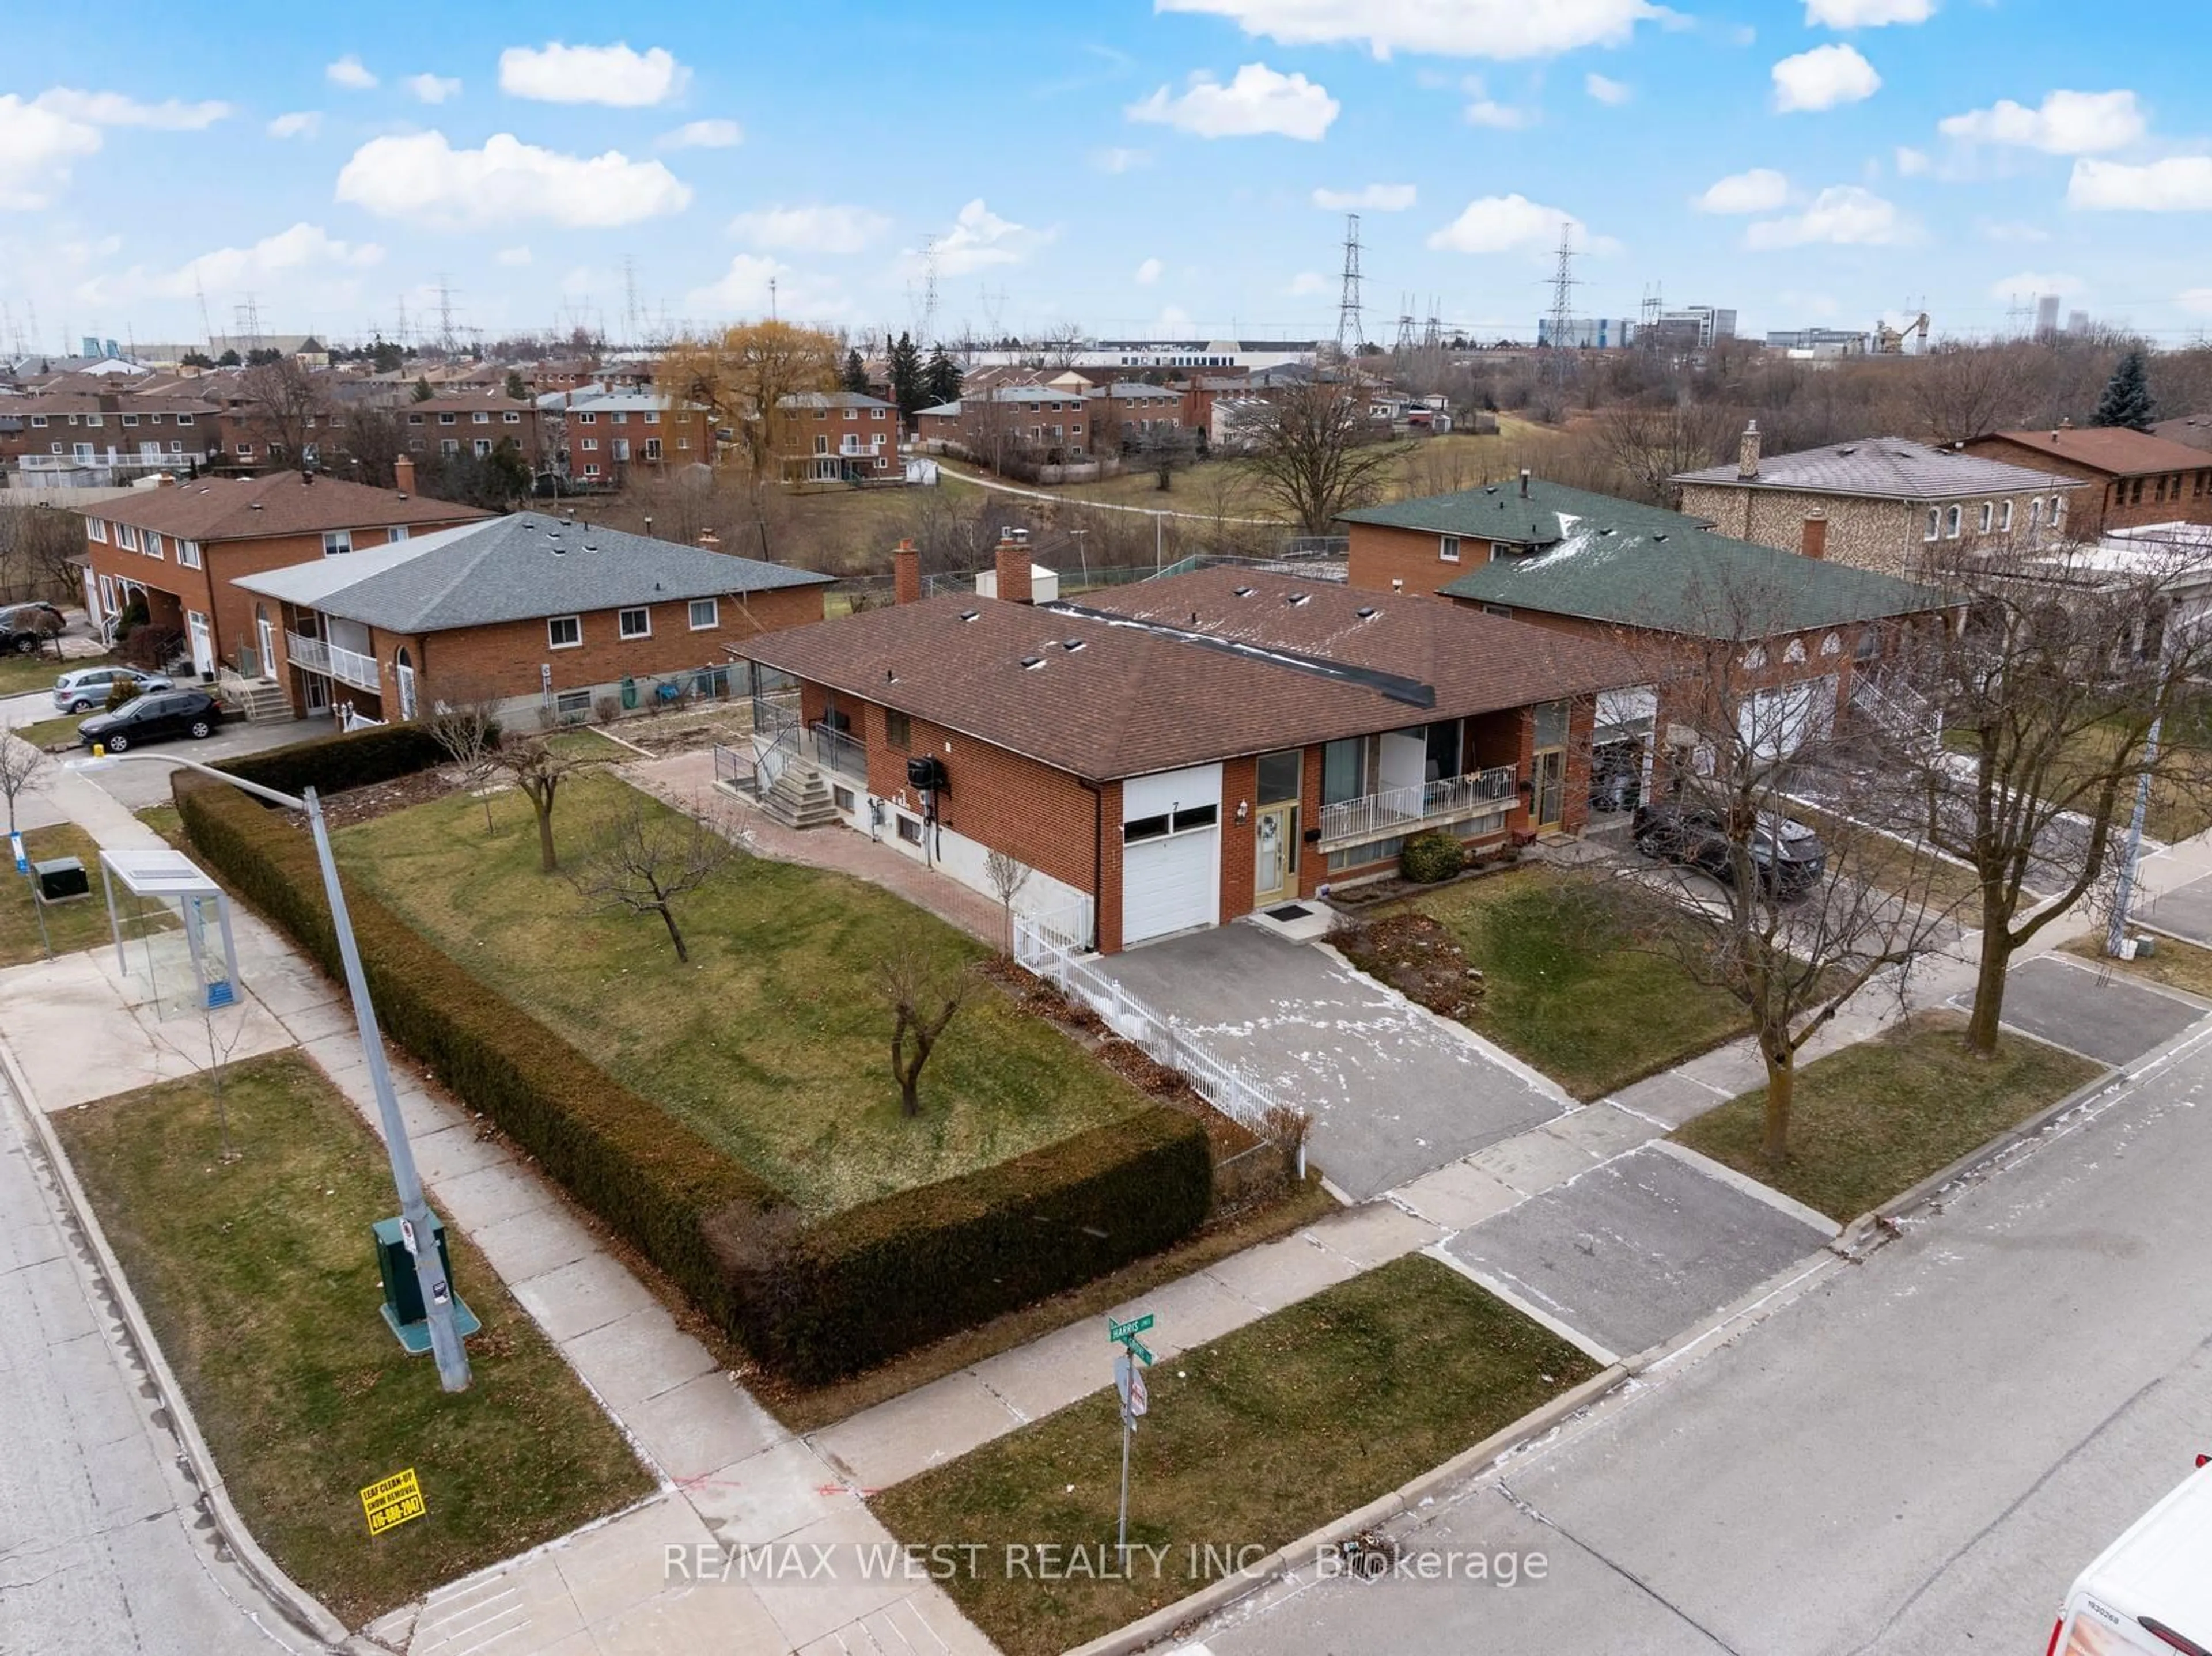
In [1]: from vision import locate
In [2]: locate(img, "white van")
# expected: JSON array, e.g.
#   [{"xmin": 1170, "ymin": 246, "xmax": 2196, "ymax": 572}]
[{"xmin": 2049, "ymin": 1457, "xmax": 2212, "ymax": 1654}]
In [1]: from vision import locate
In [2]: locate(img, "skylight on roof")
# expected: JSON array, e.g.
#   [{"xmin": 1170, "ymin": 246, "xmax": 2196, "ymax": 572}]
[
  {"xmin": 959, "ymin": 609, "xmax": 979, "ymax": 622},
  {"xmin": 1286, "ymin": 592, "xmax": 1310, "ymax": 606},
  {"xmin": 1020, "ymin": 656, "xmax": 1046, "ymax": 670}
]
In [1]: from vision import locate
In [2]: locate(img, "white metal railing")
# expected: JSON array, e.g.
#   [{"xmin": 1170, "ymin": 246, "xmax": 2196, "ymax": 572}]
[
  {"xmin": 1014, "ymin": 907, "xmax": 1305, "ymax": 1164},
  {"xmin": 1317, "ymin": 764, "xmax": 1517, "ymax": 846},
  {"xmin": 808, "ymin": 720, "xmax": 867, "ymax": 779},
  {"xmin": 328, "ymin": 643, "xmax": 380, "ymax": 691},
  {"xmin": 713, "ymin": 742, "xmax": 759, "ymax": 795},
  {"xmin": 1849, "ymin": 669, "xmax": 1940, "ymax": 748},
  {"xmin": 284, "ymin": 630, "xmax": 330, "ymax": 672}
]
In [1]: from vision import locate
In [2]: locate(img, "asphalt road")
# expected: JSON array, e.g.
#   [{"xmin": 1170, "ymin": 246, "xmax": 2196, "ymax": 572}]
[
  {"xmin": 0, "ymin": 1076, "xmax": 313, "ymax": 1655},
  {"xmin": 2, "ymin": 691, "xmax": 319, "ymax": 823},
  {"xmin": 1187, "ymin": 1018, "xmax": 2212, "ymax": 1656}
]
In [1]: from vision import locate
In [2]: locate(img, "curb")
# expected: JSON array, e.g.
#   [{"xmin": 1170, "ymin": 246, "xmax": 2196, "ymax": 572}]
[
  {"xmin": 0, "ymin": 1036, "xmax": 356, "ymax": 1651},
  {"xmin": 1060, "ymin": 1363, "xmax": 1627, "ymax": 1656}
]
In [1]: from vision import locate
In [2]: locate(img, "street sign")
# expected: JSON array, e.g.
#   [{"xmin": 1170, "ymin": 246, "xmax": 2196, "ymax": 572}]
[
  {"xmin": 399, "ymin": 1218, "xmax": 418, "ymax": 1257},
  {"xmin": 1108, "ymin": 1313, "xmax": 1154, "ymax": 1344},
  {"xmin": 360, "ymin": 1468, "xmax": 426, "ymax": 1536},
  {"xmin": 1127, "ymin": 1365, "xmax": 1149, "ymax": 1417},
  {"xmin": 1126, "ymin": 1337, "xmax": 1154, "ymax": 1367}
]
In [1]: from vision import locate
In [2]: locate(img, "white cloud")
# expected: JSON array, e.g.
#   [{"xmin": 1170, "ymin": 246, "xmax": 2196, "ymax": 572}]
[
  {"xmin": 1154, "ymin": 0, "xmax": 1665, "ymax": 60},
  {"xmin": 1427, "ymin": 194, "xmax": 1615, "ymax": 256},
  {"xmin": 1311, "ymin": 183, "xmax": 1417, "ymax": 211},
  {"xmin": 1092, "ymin": 146, "xmax": 1151, "ymax": 173},
  {"xmin": 1126, "ymin": 63, "xmax": 1338, "ymax": 141},
  {"xmin": 1156, "ymin": 305, "xmax": 1196, "ymax": 331},
  {"xmin": 1287, "ymin": 271, "xmax": 1330, "ymax": 295},
  {"xmin": 497, "ymin": 41, "xmax": 690, "ymax": 107},
  {"xmin": 1771, "ymin": 44, "xmax": 1881, "ymax": 112},
  {"xmin": 685, "ymin": 253, "xmax": 847, "ymax": 320},
  {"xmin": 1988, "ymin": 271, "xmax": 2085, "ymax": 301},
  {"xmin": 1894, "ymin": 145, "xmax": 1930, "ymax": 176},
  {"xmin": 85, "ymin": 222, "xmax": 381, "ymax": 304},
  {"xmin": 267, "ymin": 111, "xmax": 321, "ymax": 140},
  {"xmin": 729, "ymin": 204, "xmax": 891, "ymax": 254},
  {"xmin": 406, "ymin": 73, "xmax": 462, "ymax": 105},
  {"xmin": 1464, "ymin": 97, "xmax": 1534, "ymax": 129},
  {"xmin": 1805, "ymin": 0, "xmax": 1934, "ymax": 24},
  {"xmin": 926, "ymin": 198, "xmax": 1051, "ymax": 275},
  {"xmin": 2180, "ymin": 287, "xmax": 2212, "ymax": 316},
  {"xmin": 1135, "ymin": 256, "xmax": 1164, "ymax": 285},
  {"xmin": 334, "ymin": 131, "xmax": 693, "ymax": 228},
  {"xmin": 1692, "ymin": 168, "xmax": 1790, "ymax": 213},
  {"xmin": 35, "ymin": 89, "xmax": 231, "ymax": 129},
  {"xmin": 2068, "ymin": 156, "xmax": 2212, "ymax": 211},
  {"xmin": 659, "ymin": 119, "xmax": 742, "ymax": 150},
  {"xmin": 1585, "ymin": 72, "xmax": 1632, "ymax": 104},
  {"xmin": 1938, "ymin": 90, "xmax": 2146, "ymax": 156},
  {"xmin": 497, "ymin": 245, "xmax": 532, "ymax": 266},
  {"xmin": 326, "ymin": 56, "xmax": 377, "ymax": 90},
  {"xmin": 0, "ymin": 97, "xmax": 101, "ymax": 209},
  {"xmin": 1745, "ymin": 184, "xmax": 1908, "ymax": 247}
]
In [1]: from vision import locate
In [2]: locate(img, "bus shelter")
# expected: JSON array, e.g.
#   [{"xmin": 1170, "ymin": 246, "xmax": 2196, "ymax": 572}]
[{"xmin": 97, "ymin": 848, "xmax": 238, "ymax": 1017}]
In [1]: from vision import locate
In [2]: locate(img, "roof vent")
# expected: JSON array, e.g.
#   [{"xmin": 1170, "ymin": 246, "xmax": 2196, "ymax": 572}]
[
  {"xmin": 1654, "ymin": 533, "xmax": 1669, "ymax": 543},
  {"xmin": 248, "ymin": 501, "xmax": 263, "ymax": 510},
  {"xmin": 1355, "ymin": 605, "xmax": 1378, "ymax": 619},
  {"xmin": 1233, "ymin": 585, "xmax": 1255, "ymax": 597},
  {"xmin": 1597, "ymin": 527, "xmax": 1615, "ymax": 536},
  {"xmin": 1838, "ymin": 445, "xmax": 1858, "ymax": 456},
  {"xmin": 550, "ymin": 544, "xmax": 567, "ymax": 556},
  {"xmin": 959, "ymin": 609, "xmax": 979, "ymax": 622},
  {"xmin": 1286, "ymin": 592, "xmax": 1310, "ymax": 607},
  {"xmin": 1020, "ymin": 655, "xmax": 1046, "ymax": 670},
  {"xmin": 1062, "ymin": 638, "xmax": 1088, "ymax": 651}
]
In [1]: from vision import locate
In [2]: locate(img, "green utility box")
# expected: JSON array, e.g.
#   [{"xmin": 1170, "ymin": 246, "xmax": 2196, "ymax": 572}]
[{"xmin": 372, "ymin": 1215, "xmax": 481, "ymax": 1353}]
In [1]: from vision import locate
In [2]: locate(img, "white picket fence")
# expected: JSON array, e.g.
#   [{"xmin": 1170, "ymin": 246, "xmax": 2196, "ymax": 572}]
[{"xmin": 1014, "ymin": 907, "xmax": 1306, "ymax": 1170}]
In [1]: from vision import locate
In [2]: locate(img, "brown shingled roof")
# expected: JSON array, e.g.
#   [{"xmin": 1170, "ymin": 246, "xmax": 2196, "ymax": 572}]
[
  {"xmin": 1978, "ymin": 427, "xmax": 2212, "ymax": 478},
  {"xmin": 738, "ymin": 569, "xmax": 1640, "ymax": 781},
  {"xmin": 88, "ymin": 471, "xmax": 496, "ymax": 543}
]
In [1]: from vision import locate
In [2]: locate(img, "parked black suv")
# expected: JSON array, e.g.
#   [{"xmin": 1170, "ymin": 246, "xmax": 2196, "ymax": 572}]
[
  {"xmin": 1632, "ymin": 802, "xmax": 1827, "ymax": 896},
  {"xmin": 77, "ymin": 688, "xmax": 225, "ymax": 752},
  {"xmin": 0, "ymin": 602, "xmax": 66, "ymax": 656}
]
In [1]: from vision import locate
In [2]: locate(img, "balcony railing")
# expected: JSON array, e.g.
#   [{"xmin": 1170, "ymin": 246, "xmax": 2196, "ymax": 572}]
[
  {"xmin": 284, "ymin": 631, "xmax": 330, "ymax": 672},
  {"xmin": 329, "ymin": 644, "xmax": 380, "ymax": 692},
  {"xmin": 1317, "ymin": 764, "xmax": 1518, "ymax": 847},
  {"xmin": 808, "ymin": 720, "xmax": 867, "ymax": 779}
]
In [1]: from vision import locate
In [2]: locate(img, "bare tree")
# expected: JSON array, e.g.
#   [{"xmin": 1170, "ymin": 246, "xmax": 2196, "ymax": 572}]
[
  {"xmin": 1588, "ymin": 401, "xmax": 1743, "ymax": 507},
  {"xmin": 1039, "ymin": 323, "xmax": 1086, "ymax": 373},
  {"xmin": 495, "ymin": 737, "xmax": 587, "ymax": 873},
  {"xmin": 1234, "ymin": 382, "xmax": 1396, "ymax": 534},
  {"xmin": 566, "ymin": 793, "xmax": 738, "ymax": 963},
  {"xmin": 239, "ymin": 355, "xmax": 329, "ymax": 467},
  {"xmin": 423, "ymin": 678, "xmax": 504, "ymax": 832},
  {"xmin": 1899, "ymin": 344, "xmax": 2036, "ymax": 445},
  {"xmin": 983, "ymin": 848, "xmax": 1031, "ymax": 957},
  {"xmin": 875, "ymin": 935, "xmax": 969, "ymax": 1118},
  {"xmin": 0, "ymin": 501, "xmax": 86, "ymax": 604},
  {"xmin": 0, "ymin": 732, "xmax": 47, "ymax": 836},
  {"xmin": 1890, "ymin": 536, "xmax": 2212, "ymax": 1055},
  {"xmin": 336, "ymin": 406, "xmax": 404, "ymax": 488}
]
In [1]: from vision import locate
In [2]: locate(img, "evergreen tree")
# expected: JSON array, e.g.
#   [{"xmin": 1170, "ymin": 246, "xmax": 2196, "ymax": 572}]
[
  {"xmin": 370, "ymin": 337, "xmax": 404, "ymax": 374},
  {"xmin": 840, "ymin": 347, "xmax": 870, "ymax": 394},
  {"xmin": 2092, "ymin": 350, "xmax": 2157, "ymax": 432},
  {"xmin": 412, "ymin": 376, "xmax": 434, "ymax": 402},
  {"xmin": 888, "ymin": 332, "xmax": 926, "ymax": 420},
  {"xmin": 923, "ymin": 346, "xmax": 963, "ymax": 407},
  {"xmin": 505, "ymin": 369, "xmax": 527, "ymax": 401}
]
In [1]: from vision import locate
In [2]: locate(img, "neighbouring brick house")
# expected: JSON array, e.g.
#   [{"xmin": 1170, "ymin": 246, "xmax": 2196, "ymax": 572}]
[
  {"xmin": 914, "ymin": 382, "xmax": 1187, "ymax": 471},
  {"xmin": 1960, "ymin": 425, "xmax": 2212, "ymax": 538},
  {"xmin": 1672, "ymin": 426, "xmax": 2085, "ymax": 576},
  {"xmin": 232, "ymin": 511, "xmax": 830, "ymax": 726},
  {"xmin": 770, "ymin": 391, "xmax": 902, "ymax": 487},
  {"xmin": 76, "ymin": 463, "xmax": 492, "ymax": 683},
  {"xmin": 733, "ymin": 543, "xmax": 1642, "ymax": 954},
  {"xmin": 401, "ymin": 395, "xmax": 541, "ymax": 467},
  {"xmin": 0, "ymin": 392, "xmax": 222, "ymax": 480},
  {"xmin": 1340, "ymin": 476, "xmax": 1956, "ymax": 810},
  {"xmin": 551, "ymin": 389, "xmax": 713, "ymax": 486}
]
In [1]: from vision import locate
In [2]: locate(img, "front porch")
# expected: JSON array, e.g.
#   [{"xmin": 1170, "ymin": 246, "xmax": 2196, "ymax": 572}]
[{"xmin": 1317, "ymin": 709, "xmax": 1537, "ymax": 876}]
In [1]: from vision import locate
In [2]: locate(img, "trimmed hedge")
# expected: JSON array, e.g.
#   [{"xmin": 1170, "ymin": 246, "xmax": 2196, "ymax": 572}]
[
  {"xmin": 220, "ymin": 722, "xmax": 453, "ymax": 800},
  {"xmin": 176, "ymin": 774, "xmax": 1213, "ymax": 1382}
]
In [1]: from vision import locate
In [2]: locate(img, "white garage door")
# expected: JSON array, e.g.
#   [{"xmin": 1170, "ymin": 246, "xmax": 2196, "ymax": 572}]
[{"xmin": 1122, "ymin": 763, "xmax": 1222, "ymax": 946}]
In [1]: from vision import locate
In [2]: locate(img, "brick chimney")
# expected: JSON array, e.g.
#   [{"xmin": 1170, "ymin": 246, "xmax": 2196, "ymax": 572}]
[
  {"xmin": 393, "ymin": 454, "xmax": 415, "ymax": 495},
  {"xmin": 893, "ymin": 538, "xmax": 921, "ymax": 605},
  {"xmin": 1737, "ymin": 420, "xmax": 1762, "ymax": 480},
  {"xmin": 1801, "ymin": 509, "xmax": 1828, "ymax": 560},
  {"xmin": 994, "ymin": 535, "xmax": 1032, "ymax": 605}
]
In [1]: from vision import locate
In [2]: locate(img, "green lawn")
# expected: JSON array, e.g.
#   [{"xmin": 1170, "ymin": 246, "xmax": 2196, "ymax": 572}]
[
  {"xmin": 1403, "ymin": 868, "xmax": 1752, "ymax": 1100},
  {"xmin": 0, "ymin": 649, "xmax": 71, "ymax": 698},
  {"xmin": 13, "ymin": 713, "xmax": 82, "ymax": 751},
  {"xmin": 2063, "ymin": 930, "xmax": 2212, "ymax": 1004},
  {"xmin": 0, "ymin": 821, "xmax": 173, "ymax": 967},
  {"xmin": 52, "ymin": 1052, "xmax": 653, "ymax": 1625},
  {"xmin": 1673, "ymin": 1013, "xmax": 2105, "ymax": 1222},
  {"xmin": 337, "ymin": 773, "xmax": 1149, "ymax": 1215},
  {"xmin": 871, "ymin": 1253, "xmax": 1599, "ymax": 1656}
]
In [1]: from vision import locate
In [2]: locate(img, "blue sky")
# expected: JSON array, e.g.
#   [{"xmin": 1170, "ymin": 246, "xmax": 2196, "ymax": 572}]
[{"xmin": 3, "ymin": 0, "xmax": 2209, "ymax": 353}]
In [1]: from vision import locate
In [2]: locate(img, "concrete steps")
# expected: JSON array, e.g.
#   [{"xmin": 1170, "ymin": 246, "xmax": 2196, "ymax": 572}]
[
  {"xmin": 756, "ymin": 761, "xmax": 841, "ymax": 829},
  {"xmin": 219, "ymin": 677, "xmax": 293, "ymax": 723}
]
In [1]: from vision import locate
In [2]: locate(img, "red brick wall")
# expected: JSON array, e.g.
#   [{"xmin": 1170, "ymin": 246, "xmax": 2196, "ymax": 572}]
[
  {"xmin": 1346, "ymin": 522, "xmax": 1491, "ymax": 596},
  {"xmin": 1961, "ymin": 435, "xmax": 2212, "ymax": 536},
  {"xmin": 562, "ymin": 406, "xmax": 713, "ymax": 482},
  {"xmin": 768, "ymin": 404, "xmax": 903, "ymax": 480}
]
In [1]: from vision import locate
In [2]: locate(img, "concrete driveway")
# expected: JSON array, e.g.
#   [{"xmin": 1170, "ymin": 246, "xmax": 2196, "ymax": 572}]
[
  {"xmin": 1089, "ymin": 923, "xmax": 1569, "ymax": 1201},
  {"xmin": 1967, "ymin": 953, "xmax": 2203, "ymax": 1066},
  {"xmin": 2141, "ymin": 871, "xmax": 2212, "ymax": 948}
]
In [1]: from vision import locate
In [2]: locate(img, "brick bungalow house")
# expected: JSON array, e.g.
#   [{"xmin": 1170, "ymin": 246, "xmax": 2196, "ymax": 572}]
[
  {"xmin": 1960, "ymin": 425, "xmax": 2212, "ymax": 538},
  {"xmin": 232, "ymin": 512, "xmax": 830, "ymax": 726},
  {"xmin": 77, "ymin": 461, "xmax": 492, "ymax": 682},
  {"xmin": 733, "ymin": 543, "xmax": 1642, "ymax": 954},
  {"xmin": 1339, "ymin": 475, "xmax": 1957, "ymax": 805},
  {"xmin": 1672, "ymin": 426, "xmax": 2084, "ymax": 576}
]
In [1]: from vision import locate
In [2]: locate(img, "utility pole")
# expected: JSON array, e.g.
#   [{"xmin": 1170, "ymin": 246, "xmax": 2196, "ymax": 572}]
[{"xmin": 1334, "ymin": 213, "xmax": 1364, "ymax": 363}]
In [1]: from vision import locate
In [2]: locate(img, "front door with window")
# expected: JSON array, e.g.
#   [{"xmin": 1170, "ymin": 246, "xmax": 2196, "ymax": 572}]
[
  {"xmin": 256, "ymin": 610, "xmax": 277, "ymax": 682},
  {"xmin": 1254, "ymin": 804, "xmax": 1296, "ymax": 905},
  {"xmin": 186, "ymin": 612, "xmax": 213, "ymax": 678},
  {"xmin": 1532, "ymin": 750, "xmax": 1566, "ymax": 832}
]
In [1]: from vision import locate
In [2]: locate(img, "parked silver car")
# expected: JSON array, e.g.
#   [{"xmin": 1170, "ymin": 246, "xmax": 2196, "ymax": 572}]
[{"xmin": 53, "ymin": 664, "xmax": 173, "ymax": 714}]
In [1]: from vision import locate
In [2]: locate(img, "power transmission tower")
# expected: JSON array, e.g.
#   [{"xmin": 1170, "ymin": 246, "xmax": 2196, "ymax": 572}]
[
  {"xmin": 1546, "ymin": 224, "xmax": 1579, "ymax": 378},
  {"xmin": 395, "ymin": 295, "xmax": 410, "ymax": 349},
  {"xmin": 921, "ymin": 235, "xmax": 940, "ymax": 345},
  {"xmin": 233, "ymin": 294, "xmax": 263, "ymax": 357},
  {"xmin": 1639, "ymin": 281, "xmax": 1662, "ymax": 347},
  {"xmin": 1421, "ymin": 297, "xmax": 1442, "ymax": 352},
  {"xmin": 1393, "ymin": 290, "xmax": 1415, "ymax": 355},
  {"xmin": 434, "ymin": 275, "xmax": 458, "ymax": 355},
  {"xmin": 195, "ymin": 276, "xmax": 215, "ymax": 353},
  {"xmin": 1334, "ymin": 213, "xmax": 1365, "ymax": 361},
  {"xmin": 623, "ymin": 255, "xmax": 641, "ymax": 348}
]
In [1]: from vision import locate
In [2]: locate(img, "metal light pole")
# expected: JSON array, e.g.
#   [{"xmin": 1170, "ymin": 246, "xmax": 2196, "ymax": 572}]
[
  {"xmin": 71, "ymin": 752, "xmax": 471, "ymax": 1390},
  {"xmin": 2106, "ymin": 711, "xmax": 2162, "ymax": 960}
]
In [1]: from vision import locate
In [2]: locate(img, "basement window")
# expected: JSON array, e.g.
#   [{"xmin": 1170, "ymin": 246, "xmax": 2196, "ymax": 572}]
[{"xmin": 896, "ymin": 815, "xmax": 923, "ymax": 845}]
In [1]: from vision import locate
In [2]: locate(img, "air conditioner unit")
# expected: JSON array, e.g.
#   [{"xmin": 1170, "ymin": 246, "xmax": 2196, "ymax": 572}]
[{"xmin": 906, "ymin": 755, "xmax": 949, "ymax": 794}]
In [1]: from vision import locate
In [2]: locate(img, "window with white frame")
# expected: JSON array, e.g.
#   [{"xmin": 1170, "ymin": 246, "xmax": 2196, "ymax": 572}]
[
  {"xmin": 145, "ymin": 532, "xmax": 164, "ymax": 559},
  {"xmin": 29, "ymin": 415, "xmax": 45, "ymax": 428},
  {"xmin": 1944, "ymin": 505, "xmax": 1963, "ymax": 539},
  {"xmin": 1978, "ymin": 502, "xmax": 1994, "ymax": 533},
  {"xmin": 86, "ymin": 517, "xmax": 107, "ymax": 542},
  {"xmin": 177, "ymin": 539, "xmax": 202, "ymax": 569},
  {"xmin": 236, "ymin": 443, "xmax": 253, "ymax": 458},
  {"xmin": 122, "ymin": 413, "xmax": 139, "ymax": 427},
  {"xmin": 2029, "ymin": 498, "xmax": 2044, "ymax": 531},
  {"xmin": 575, "ymin": 411, "xmax": 596, "ymax": 424},
  {"xmin": 1924, "ymin": 509, "xmax": 1940, "ymax": 541},
  {"xmin": 176, "ymin": 412, "xmax": 193, "ymax": 426},
  {"xmin": 114, "ymin": 523, "xmax": 140, "ymax": 551},
  {"xmin": 547, "ymin": 615, "xmax": 581, "ymax": 649},
  {"xmin": 1999, "ymin": 499, "xmax": 2014, "ymax": 532},
  {"xmin": 1821, "ymin": 631, "xmax": 1841, "ymax": 656},
  {"xmin": 1439, "ymin": 534, "xmax": 1461, "ymax": 562},
  {"xmin": 503, "ymin": 411, "xmax": 521, "ymax": 423},
  {"xmin": 2051, "ymin": 495, "xmax": 2066, "ymax": 528},
  {"xmin": 618, "ymin": 607, "xmax": 651, "ymax": 639},
  {"xmin": 584, "ymin": 463, "xmax": 600, "ymax": 477},
  {"xmin": 441, "ymin": 439, "xmax": 459, "ymax": 455},
  {"xmin": 323, "ymin": 529, "xmax": 352, "ymax": 556},
  {"xmin": 387, "ymin": 525, "xmax": 409, "ymax": 544},
  {"xmin": 472, "ymin": 411, "xmax": 490, "ymax": 423},
  {"xmin": 688, "ymin": 597, "xmax": 718, "ymax": 630},
  {"xmin": 581, "ymin": 438, "xmax": 598, "ymax": 450},
  {"xmin": 1784, "ymin": 638, "xmax": 1806, "ymax": 663},
  {"xmin": 643, "ymin": 410, "xmax": 660, "ymax": 424}
]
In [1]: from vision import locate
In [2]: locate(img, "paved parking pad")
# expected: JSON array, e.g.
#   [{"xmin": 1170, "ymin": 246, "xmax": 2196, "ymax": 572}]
[
  {"xmin": 1982, "ymin": 955, "xmax": 2201, "ymax": 1066},
  {"xmin": 2142, "ymin": 874, "xmax": 2212, "ymax": 948},
  {"xmin": 1445, "ymin": 1143, "xmax": 1831, "ymax": 1360}
]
